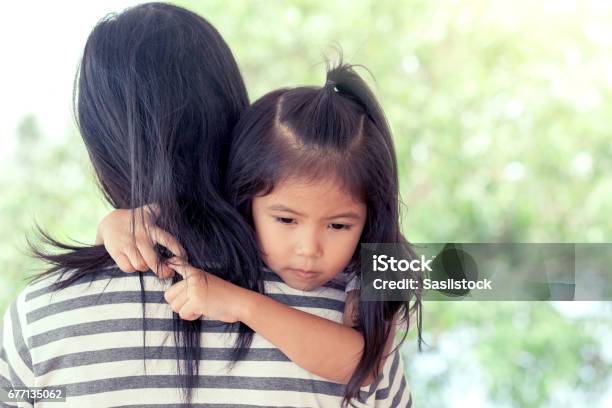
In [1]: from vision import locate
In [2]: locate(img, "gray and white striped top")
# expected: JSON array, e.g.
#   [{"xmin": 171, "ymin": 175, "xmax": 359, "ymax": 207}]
[{"xmin": 1, "ymin": 266, "xmax": 412, "ymax": 407}]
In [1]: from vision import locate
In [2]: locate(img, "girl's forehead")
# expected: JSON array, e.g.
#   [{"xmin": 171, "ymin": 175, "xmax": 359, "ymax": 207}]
[
  {"xmin": 272, "ymin": 176, "xmax": 355, "ymax": 199},
  {"xmin": 255, "ymin": 177, "xmax": 366, "ymax": 216}
]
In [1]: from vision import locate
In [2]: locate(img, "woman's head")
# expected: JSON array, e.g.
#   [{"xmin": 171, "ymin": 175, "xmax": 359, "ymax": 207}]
[
  {"xmin": 77, "ymin": 2, "xmax": 248, "ymax": 211},
  {"xmin": 227, "ymin": 63, "xmax": 403, "ymax": 285},
  {"xmin": 76, "ymin": 1, "xmax": 262, "ymax": 292}
]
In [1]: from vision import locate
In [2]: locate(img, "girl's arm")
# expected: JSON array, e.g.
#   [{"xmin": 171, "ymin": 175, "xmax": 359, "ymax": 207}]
[
  {"xmin": 166, "ymin": 260, "xmax": 396, "ymax": 386},
  {"xmin": 98, "ymin": 210, "xmax": 395, "ymax": 384},
  {"xmin": 237, "ymin": 285, "xmax": 396, "ymax": 385}
]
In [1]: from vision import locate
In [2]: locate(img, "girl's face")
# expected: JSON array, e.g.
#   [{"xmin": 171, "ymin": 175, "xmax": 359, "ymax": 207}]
[{"xmin": 252, "ymin": 176, "xmax": 366, "ymax": 291}]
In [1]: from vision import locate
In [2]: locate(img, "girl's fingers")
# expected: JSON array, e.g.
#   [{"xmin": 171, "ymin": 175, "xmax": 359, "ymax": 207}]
[
  {"xmin": 136, "ymin": 239, "xmax": 170, "ymax": 277},
  {"xmin": 159, "ymin": 264, "xmax": 176, "ymax": 279},
  {"xmin": 126, "ymin": 246, "xmax": 148, "ymax": 272},
  {"xmin": 169, "ymin": 291, "xmax": 188, "ymax": 315},
  {"xmin": 114, "ymin": 253, "xmax": 136, "ymax": 273},
  {"xmin": 149, "ymin": 226, "xmax": 187, "ymax": 259},
  {"xmin": 164, "ymin": 279, "xmax": 186, "ymax": 303},
  {"xmin": 165, "ymin": 257, "xmax": 194, "ymax": 279},
  {"xmin": 167, "ymin": 260, "xmax": 208, "ymax": 290},
  {"xmin": 136, "ymin": 240, "xmax": 159, "ymax": 273},
  {"xmin": 162, "ymin": 264, "xmax": 203, "ymax": 321},
  {"xmin": 178, "ymin": 301, "xmax": 202, "ymax": 321}
]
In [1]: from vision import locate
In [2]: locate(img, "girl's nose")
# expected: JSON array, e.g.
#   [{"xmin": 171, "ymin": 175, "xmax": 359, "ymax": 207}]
[{"xmin": 294, "ymin": 231, "xmax": 323, "ymax": 258}]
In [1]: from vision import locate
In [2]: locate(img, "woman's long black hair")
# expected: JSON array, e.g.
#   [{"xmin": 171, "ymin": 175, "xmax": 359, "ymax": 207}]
[
  {"xmin": 225, "ymin": 61, "xmax": 423, "ymax": 407},
  {"xmin": 27, "ymin": 3, "xmax": 264, "ymax": 404}
]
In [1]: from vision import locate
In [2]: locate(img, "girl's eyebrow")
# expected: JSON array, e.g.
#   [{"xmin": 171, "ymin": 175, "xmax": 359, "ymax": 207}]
[
  {"xmin": 325, "ymin": 212, "xmax": 362, "ymax": 221},
  {"xmin": 266, "ymin": 204, "xmax": 361, "ymax": 220},
  {"xmin": 266, "ymin": 204, "xmax": 305, "ymax": 216}
]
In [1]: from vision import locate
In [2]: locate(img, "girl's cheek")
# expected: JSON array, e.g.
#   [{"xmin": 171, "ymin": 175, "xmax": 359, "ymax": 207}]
[
  {"xmin": 258, "ymin": 231, "xmax": 281, "ymax": 261},
  {"xmin": 255, "ymin": 220, "xmax": 277, "ymax": 255}
]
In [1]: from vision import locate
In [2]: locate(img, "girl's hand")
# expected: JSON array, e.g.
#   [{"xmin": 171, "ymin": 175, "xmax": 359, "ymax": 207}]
[
  {"xmin": 164, "ymin": 258, "xmax": 245, "ymax": 323},
  {"xmin": 96, "ymin": 204, "xmax": 186, "ymax": 279}
]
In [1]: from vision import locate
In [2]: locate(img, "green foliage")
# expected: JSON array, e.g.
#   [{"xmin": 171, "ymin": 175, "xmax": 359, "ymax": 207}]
[
  {"xmin": 402, "ymin": 302, "xmax": 610, "ymax": 407},
  {"xmin": 0, "ymin": 115, "xmax": 109, "ymax": 312}
]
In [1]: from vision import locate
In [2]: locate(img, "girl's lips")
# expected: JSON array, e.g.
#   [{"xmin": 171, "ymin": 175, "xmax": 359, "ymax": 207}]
[{"xmin": 287, "ymin": 268, "xmax": 319, "ymax": 279}]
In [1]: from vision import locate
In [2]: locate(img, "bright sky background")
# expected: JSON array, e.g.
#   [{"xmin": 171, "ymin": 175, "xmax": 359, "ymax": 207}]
[{"xmin": 0, "ymin": 1, "xmax": 141, "ymax": 162}]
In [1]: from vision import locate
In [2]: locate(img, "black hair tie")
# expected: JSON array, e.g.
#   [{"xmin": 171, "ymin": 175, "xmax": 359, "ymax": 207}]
[{"xmin": 325, "ymin": 79, "xmax": 338, "ymax": 92}]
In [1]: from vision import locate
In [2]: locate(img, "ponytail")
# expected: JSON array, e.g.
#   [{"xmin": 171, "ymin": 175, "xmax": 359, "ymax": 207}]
[{"xmin": 323, "ymin": 62, "xmax": 421, "ymax": 407}]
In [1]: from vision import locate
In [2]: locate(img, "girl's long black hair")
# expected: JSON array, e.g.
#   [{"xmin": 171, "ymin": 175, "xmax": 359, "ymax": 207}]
[
  {"xmin": 27, "ymin": 3, "xmax": 264, "ymax": 404},
  {"xmin": 225, "ymin": 61, "xmax": 423, "ymax": 406}
]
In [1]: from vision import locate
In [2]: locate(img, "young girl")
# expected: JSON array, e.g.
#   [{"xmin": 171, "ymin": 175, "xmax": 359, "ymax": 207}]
[{"xmin": 98, "ymin": 63, "xmax": 423, "ymax": 406}]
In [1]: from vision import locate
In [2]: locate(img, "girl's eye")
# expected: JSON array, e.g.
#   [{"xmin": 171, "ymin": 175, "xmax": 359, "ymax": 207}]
[
  {"xmin": 329, "ymin": 223, "xmax": 352, "ymax": 231},
  {"xmin": 276, "ymin": 217, "xmax": 295, "ymax": 225}
]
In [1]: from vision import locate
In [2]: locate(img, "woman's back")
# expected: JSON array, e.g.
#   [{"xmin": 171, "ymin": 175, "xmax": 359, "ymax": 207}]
[{"xmin": 2, "ymin": 268, "xmax": 411, "ymax": 407}]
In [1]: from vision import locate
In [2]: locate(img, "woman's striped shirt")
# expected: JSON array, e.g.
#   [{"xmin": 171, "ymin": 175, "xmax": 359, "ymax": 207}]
[{"xmin": 1, "ymin": 266, "xmax": 412, "ymax": 407}]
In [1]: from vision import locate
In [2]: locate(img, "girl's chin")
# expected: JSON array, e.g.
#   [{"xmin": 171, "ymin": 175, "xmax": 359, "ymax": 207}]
[
  {"xmin": 286, "ymin": 267, "xmax": 320, "ymax": 280},
  {"xmin": 265, "ymin": 265, "xmax": 329, "ymax": 291},
  {"xmin": 277, "ymin": 271, "xmax": 320, "ymax": 292}
]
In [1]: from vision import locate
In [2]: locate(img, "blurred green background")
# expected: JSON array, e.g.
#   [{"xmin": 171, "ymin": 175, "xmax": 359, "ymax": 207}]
[{"xmin": 1, "ymin": 0, "xmax": 610, "ymax": 406}]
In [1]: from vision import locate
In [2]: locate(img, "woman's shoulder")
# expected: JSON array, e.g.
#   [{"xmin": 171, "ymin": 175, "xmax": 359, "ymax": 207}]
[
  {"xmin": 9, "ymin": 266, "xmax": 171, "ymax": 339},
  {"xmin": 360, "ymin": 347, "xmax": 413, "ymax": 407},
  {"xmin": 22, "ymin": 266, "xmax": 167, "ymax": 303}
]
